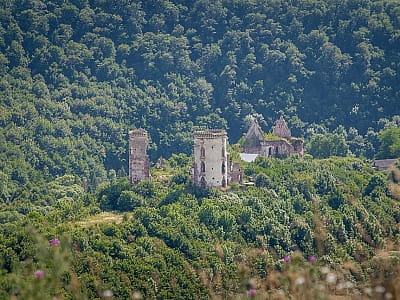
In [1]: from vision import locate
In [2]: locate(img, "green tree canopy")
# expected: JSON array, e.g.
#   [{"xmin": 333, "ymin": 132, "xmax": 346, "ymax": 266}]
[{"xmin": 376, "ymin": 127, "xmax": 400, "ymax": 159}]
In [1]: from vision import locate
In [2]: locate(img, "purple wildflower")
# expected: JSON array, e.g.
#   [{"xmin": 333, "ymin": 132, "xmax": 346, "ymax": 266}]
[
  {"xmin": 34, "ymin": 270, "xmax": 44, "ymax": 279},
  {"xmin": 283, "ymin": 256, "xmax": 291, "ymax": 263},
  {"xmin": 50, "ymin": 238, "xmax": 60, "ymax": 246},
  {"xmin": 308, "ymin": 255, "xmax": 317, "ymax": 263},
  {"xmin": 247, "ymin": 288, "xmax": 256, "ymax": 296}
]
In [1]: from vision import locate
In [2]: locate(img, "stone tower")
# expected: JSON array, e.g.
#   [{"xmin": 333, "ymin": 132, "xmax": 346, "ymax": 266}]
[
  {"xmin": 129, "ymin": 129, "xmax": 150, "ymax": 184},
  {"xmin": 192, "ymin": 130, "xmax": 228, "ymax": 188},
  {"xmin": 273, "ymin": 116, "xmax": 291, "ymax": 138}
]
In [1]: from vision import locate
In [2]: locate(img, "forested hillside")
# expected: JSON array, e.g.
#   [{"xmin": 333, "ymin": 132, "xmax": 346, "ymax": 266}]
[
  {"xmin": 1, "ymin": 1, "xmax": 400, "ymax": 298},
  {"xmin": 1, "ymin": 0, "xmax": 400, "ymax": 194},
  {"xmin": 2, "ymin": 157, "xmax": 400, "ymax": 299}
]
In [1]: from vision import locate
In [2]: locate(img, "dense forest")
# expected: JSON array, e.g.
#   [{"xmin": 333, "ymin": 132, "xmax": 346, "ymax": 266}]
[
  {"xmin": 1, "ymin": 0, "xmax": 400, "ymax": 192},
  {"xmin": 1, "ymin": 0, "xmax": 400, "ymax": 298}
]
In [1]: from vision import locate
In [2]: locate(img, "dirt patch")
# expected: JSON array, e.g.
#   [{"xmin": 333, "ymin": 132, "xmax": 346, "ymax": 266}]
[{"xmin": 76, "ymin": 212, "xmax": 125, "ymax": 227}]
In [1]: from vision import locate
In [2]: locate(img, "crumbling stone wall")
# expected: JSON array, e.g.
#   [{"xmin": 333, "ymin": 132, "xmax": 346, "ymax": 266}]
[
  {"xmin": 273, "ymin": 116, "xmax": 291, "ymax": 138},
  {"xmin": 229, "ymin": 162, "xmax": 243, "ymax": 184},
  {"xmin": 243, "ymin": 117, "xmax": 304, "ymax": 158}
]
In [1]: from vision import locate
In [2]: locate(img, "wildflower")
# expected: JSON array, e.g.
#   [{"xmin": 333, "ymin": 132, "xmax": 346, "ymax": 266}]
[
  {"xmin": 247, "ymin": 288, "xmax": 256, "ymax": 296},
  {"xmin": 337, "ymin": 281, "xmax": 354, "ymax": 290},
  {"xmin": 50, "ymin": 238, "xmax": 60, "ymax": 246},
  {"xmin": 307, "ymin": 255, "xmax": 316, "ymax": 263},
  {"xmin": 363, "ymin": 287, "xmax": 373, "ymax": 296},
  {"xmin": 374, "ymin": 286, "xmax": 385, "ymax": 294},
  {"xmin": 385, "ymin": 292, "xmax": 393, "ymax": 299},
  {"xmin": 102, "ymin": 290, "xmax": 113, "ymax": 298},
  {"xmin": 276, "ymin": 289, "xmax": 284, "ymax": 295},
  {"xmin": 247, "ymin": 278, "xmax": 257, "ymax": 288},
  {"xmin": 320, "ymin": 266, "xmax": 329, "ymax": 274},
  {"xmin": 325, "ymin": 273, "xmax": 337, "ymax": 285},
  {"xmin": 132, "ymin": 292, "xmax": 142, "ymax": 299},
  {"xmin": 283, "ymin": 256, "xmax": 291, "ymax": 263},
  {"xmin": 34, "ymin": 270, "xmax": 44, "ymax": 279},
  {"xmin": 294, "ymin": 277, "xmax": 305, "ymax": 286},
  {"xmin": 343, "ymin": 281, "xmax": 354, "ymax": 289}
]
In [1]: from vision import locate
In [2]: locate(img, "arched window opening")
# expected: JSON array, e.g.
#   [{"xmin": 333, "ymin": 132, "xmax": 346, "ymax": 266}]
[
  {"xmin": 201, "ymin": 161, "xmax": 206, "ymax": 172},
  {"xmin": 275, "ymin": 146, "xmax": 279, "ymax": 154},
  {"xmin": 268, "ymin": 147, "xmax": 272, "ymax": 156},
  {"xmin": 222, "ymin": 147, "xmax": 225, "ymax": 157},
  {"xmin": 221, "ymin": 163, "xmax": 226, "ymax": 174},
  {"xmin": 200, "ymin": 146, "xmax": 205, "ymax": 158},
  {"xmin": 200, "ymin": 176, "xmax": 206, "ymax": 188},
  {"xmin": 222, "ymin": 176, "xmax": 226, "ymax": 187}
]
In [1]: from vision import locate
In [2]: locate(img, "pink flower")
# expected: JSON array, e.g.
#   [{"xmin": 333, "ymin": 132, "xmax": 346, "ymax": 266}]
[
  {"xmin": 50, "ymin": 238, "xmax": 60, "ymax": 246},
  {"xmin": 34, "ymin": 270, "xmax": 44, "ymax": 279},
  {"xmin": 283, "ymin": 256, "xmax": 291, "ymax": 263},
  {"xmin": 308, "ymin": 255, "xmax": 317, "ymax": 263},
  {"xmin": 247, "ymin": 288, "xmax": 256, "ymax": 296}
]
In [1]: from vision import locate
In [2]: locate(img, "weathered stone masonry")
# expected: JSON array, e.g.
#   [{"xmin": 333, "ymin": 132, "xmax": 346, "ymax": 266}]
[
  {"xmin": 242, "ymin": 116, "xmax": 304, "ymax": 158},
  {"xmin": 192, "ymin": 130, "xmax": 229, "ymax": 188},
  {"xmin": 191, "ymin": 129, "xmax": 243, "ymax": 188},
  {"xmin": 129, "ymin": 129, "xmax": 150, "ymax": 184}
]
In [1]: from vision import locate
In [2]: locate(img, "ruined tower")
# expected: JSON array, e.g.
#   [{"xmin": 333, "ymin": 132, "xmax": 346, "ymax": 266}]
[
  {"xmin": 192, "ymin": 130, "xmax": 228, "ymax": 188},
  {"xmin": 129, "ymin": 129, "xmax": 150, "ymax": 184}
]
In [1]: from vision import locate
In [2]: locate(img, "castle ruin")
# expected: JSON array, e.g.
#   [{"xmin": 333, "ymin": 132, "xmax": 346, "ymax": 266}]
[
  {"xmin": 192, "ymin": 130, "xmax": 242, "ymax": 188},
  {"xmin": 192, "ymin": 130, "xmax": 229, "ymax": 188},
  {"xmin": 127, "ymin": 117, "xmax": 299, "ymax": 189},
  {"xmin": 242, "ymin": 116, "xmax": 304, "ymax": 158},
  {"xmin": 129, "ymin": 129, "xmax": 150, "ymax": 184}
]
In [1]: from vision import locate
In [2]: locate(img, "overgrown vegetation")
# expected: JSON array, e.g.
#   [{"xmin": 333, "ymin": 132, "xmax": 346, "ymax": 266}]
[
  {"xmin": 1, "ymin": 157, "xmax": 400, "ymax": 298},
  {"xmin": 1, "ymin": 0, "xmax": 400, "ymax": 298}
]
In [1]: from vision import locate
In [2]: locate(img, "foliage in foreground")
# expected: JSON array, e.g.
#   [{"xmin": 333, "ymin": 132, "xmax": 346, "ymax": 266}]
[{"xmin": 1, "ymin": 157, "xmax": 400, "ymax": 299}]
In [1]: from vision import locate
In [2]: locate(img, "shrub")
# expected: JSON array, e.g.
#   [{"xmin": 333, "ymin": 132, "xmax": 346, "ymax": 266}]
[
  {"xmin": 255, "ymin": 173, "xmax": 271, "ymax": 188},
  {"xmin": 116, "ymin": 191, "xmax": 144, "ymax": 212}
]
